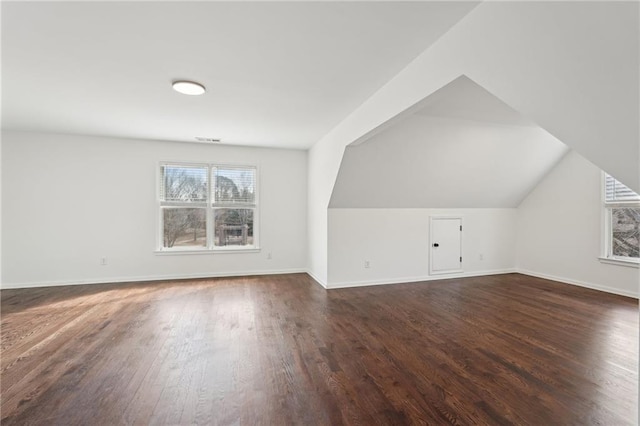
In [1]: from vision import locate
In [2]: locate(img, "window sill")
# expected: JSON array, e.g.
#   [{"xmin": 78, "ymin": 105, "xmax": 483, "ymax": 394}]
[
  {"xmin": 155, "ymin": 247, "xmax": 261, "ymax": 256},
  {"xmin": 598, "ymin": 257, "xmax": 639, "ymax": 268}
]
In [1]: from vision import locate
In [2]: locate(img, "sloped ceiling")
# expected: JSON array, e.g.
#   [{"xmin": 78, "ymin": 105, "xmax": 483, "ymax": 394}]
[
  {"xmin": 330, "ymin": 76, "xmax": 569, "ymax": 208},
  {"xmin": 413, "ymin": 76, "xmax": 537, "ymax": 128},
  {"xmin": 1, "ymin": 1, "xmax": 478, "ymax": 149},
  {"xmin": 317, "ymin": 2, "xmax": 638, "ymax": 210}
]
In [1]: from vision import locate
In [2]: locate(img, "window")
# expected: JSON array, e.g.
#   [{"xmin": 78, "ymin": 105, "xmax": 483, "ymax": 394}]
[
  {"xmin": 159, "ymin": 163, "xmax": 257, "ymax": 251},
  {"xmin": 602, "ymin": 173, "xmax": 639, "ymax": 263}
]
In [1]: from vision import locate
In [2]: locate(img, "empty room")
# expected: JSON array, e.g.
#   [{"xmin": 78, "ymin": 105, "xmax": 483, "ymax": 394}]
[{"xmin": 1, "ymin": 1, "xmax": 638, "ymax": 425}]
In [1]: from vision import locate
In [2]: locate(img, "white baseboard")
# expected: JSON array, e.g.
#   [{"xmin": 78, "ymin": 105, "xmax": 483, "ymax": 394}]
[
  {"xmin": 327, "ymin": 269, "xmax": 516, "ymax": 289},
  {"xmin": 516, "ymin": 269, "xmax": 639, "ymax": 299},
  {"xmin": 4, "ymin": 267, "xmax": 636, "ymax": 300},
  {"xmin": 0, "ymin": 268, "xmax": 308, "ymax": 290},
  {"xmin": 305, "ymin": 270, "xmax": 328, "ymax": 288}
]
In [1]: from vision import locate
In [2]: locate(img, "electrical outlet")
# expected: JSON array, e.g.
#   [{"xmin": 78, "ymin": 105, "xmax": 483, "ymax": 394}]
[
  {"xmin": 364, "ymin": 260, "xmax": 370, "ymax": 269},
  {"xmin": 267, "ymin": 252, "xmax": 272, "ymax": 260},
  {"xmin": 100, "ymin": 257, "xmax": 108, "ymax": 266},
  {"xmin": 479, "ymin": 253, "xmax": 484, "ymax": 261}
]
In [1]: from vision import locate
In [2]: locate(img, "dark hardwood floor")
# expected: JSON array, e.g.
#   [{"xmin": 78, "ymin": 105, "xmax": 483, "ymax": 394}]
[{"xmin": 1, "ymin": 273, "xmax": 637, "ymax": 425}]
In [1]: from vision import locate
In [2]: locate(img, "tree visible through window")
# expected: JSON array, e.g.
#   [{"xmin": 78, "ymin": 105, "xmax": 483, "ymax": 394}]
[
  {"xmin": 213, "ymin": 167, "xmax": 256, "ymax": 247},
  {"xmin": 604, "ymin": 174, "xmax": 639, "ymax": 260},
  {"xmin": 159, "ymin": 164, "xmax": 257, "ymax": 250}
]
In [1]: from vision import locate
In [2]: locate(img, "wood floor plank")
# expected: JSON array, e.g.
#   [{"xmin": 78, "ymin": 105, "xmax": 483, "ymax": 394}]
[{"xmin": 1, "ymin": 273, "xmax": 637, "ymax": 425}]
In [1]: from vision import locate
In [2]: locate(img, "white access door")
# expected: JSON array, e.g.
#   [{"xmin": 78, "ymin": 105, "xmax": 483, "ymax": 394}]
[{"xmin": 429, "ymin": 217, "xmax": 462, "ymax": 275}]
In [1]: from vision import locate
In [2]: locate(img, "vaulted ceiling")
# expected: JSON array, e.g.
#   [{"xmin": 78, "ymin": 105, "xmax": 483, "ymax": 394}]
[
  {"xmin": 330, "ymin": 76, "xmax": 569, "ymax": 208},
  {"xmin": 1, "ymin": 1, "xmax": 478, "ymax": 149}
]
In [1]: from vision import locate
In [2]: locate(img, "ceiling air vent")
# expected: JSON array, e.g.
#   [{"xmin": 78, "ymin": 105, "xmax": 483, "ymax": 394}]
[{"xmin": 195, "ymin": 137, "xmax": 221, "ymax": 143}]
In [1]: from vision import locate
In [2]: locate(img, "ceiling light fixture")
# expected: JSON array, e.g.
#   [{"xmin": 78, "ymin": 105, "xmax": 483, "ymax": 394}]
[{"xmin": 172, "ymin": 80, "xmax": 206, "ymax": 96}]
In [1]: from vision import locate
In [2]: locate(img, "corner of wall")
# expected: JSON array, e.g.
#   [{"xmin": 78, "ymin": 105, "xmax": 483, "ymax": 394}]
[
  {"xmin": 514, "ymin": 150, "xmax": 639, "ymax": 298},
  {"xmin": 306, "ymin": 269, "xmax": 328, "ymax": 289}
]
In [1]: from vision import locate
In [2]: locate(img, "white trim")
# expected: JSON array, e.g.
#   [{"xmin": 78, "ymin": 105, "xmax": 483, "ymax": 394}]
[
  {"xmin": 154, "ymin": 247, "xmax": 261, "ymax": 255},
  {"xmin": 157, "ymin": 162, "xmax": 259, "ymax": 251},
  {"xmin": 306, "ymin": 270, "xmax": 328, "ymax": 289},
  {"xmin": 0, "ymin": 269, "xmax": 307, "ymax": 290},
  {"xmin": 605, "ymin": 201, "xmax": 640, "ymax": 208},
  {"xmin": 159, "ymin": 160, "xmax": 209, "ymax": 169},
  {"xmin": 602, "ymin": 206, "xmax": 640, "ymax": 259},
  {"xmin": 516, "ymin": 269, "xmax": 638, "ymax": 299},
  {"xmin": 4, "ymin": 268, "xmax": 636, "ymax": 301},
  {"xmin": 597, "ymin": 257, "xmax": 639, "ymax": 268},
  {"xmin": 601, "ymin": 171, "xmax": 640, "ymax": 260},
  {"xmin": 327, "ymin": 269, "xmax": 516, "ymax": 289}
]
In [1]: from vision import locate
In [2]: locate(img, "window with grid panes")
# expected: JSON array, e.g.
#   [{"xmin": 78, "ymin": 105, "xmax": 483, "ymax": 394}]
[
  {"xmin": 159, "ymin": 163, "xmax": 257, "ymax": 251},
  {"xmin": 603, "ymin": 173, "xmax": 640, "ymax": 261}
]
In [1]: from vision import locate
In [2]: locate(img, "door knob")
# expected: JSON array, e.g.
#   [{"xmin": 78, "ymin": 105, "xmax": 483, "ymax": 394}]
[{"xmin": 433, "ymin": 243, "xmax": 439, "ymax": 247}]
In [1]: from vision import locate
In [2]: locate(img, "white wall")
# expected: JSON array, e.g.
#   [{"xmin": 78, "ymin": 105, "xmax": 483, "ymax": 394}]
[
  {"xmin": 308, "ymin": 1, "xmax": 639, "ymax": 285},
  {"xmin": 328, "ymin": 208, "xmax": 516, "ymax": 288},
  {"xmin": 307, "ymin": 137, "xmax": 340, "ymax": 287},
  {"xmin": 330, "ymin": 115, "xmax": 567, "ymax": 208},
  {"xmin": 0, "ymin": 131, "xmax": 2, "ymax": 286},
  {"xmin": 1, "ymin": 131, "xmax": 307, "ymax": 288},
  {"xmin": 516, "ymin": 151, "xmax": 639, "ymax": 298}
]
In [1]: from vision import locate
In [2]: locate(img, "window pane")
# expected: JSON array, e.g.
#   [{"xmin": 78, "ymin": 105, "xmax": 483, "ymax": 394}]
[
  {"xmin": 161, "ymin": 166, "xmax": 207, "ymax": 202},
  {"xmin": 214, "ymin": 167, "xmax": 256, "ymax": 204},
  {"xmin": 214, "ymin": 209, "xmax": 254, "ymax": 247},
  {"xmin": 612, "ymin": 207, "xmax": 640, "ymax": 258},
  {"xmin": 163, "ymin": 208, "xmax": 206, "ymax": 248},
  {"xmin": 605, "ymin": 174, "xmax": 640, "ymax": 202}
]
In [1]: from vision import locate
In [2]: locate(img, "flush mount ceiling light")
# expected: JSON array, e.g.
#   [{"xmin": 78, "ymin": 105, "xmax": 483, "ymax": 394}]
[{"xmin": 172, "ymin": 80, "xmax": 206, "ymax": 96}]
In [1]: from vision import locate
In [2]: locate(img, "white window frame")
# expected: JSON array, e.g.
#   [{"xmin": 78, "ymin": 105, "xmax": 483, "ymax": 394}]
[
  {"xmin": 600, "ymin": 172, "xmax": 639, "ymax": 267},
  {"xmin": 156, "ymin": 162, "xmax": 259, "ymax": 254}
]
